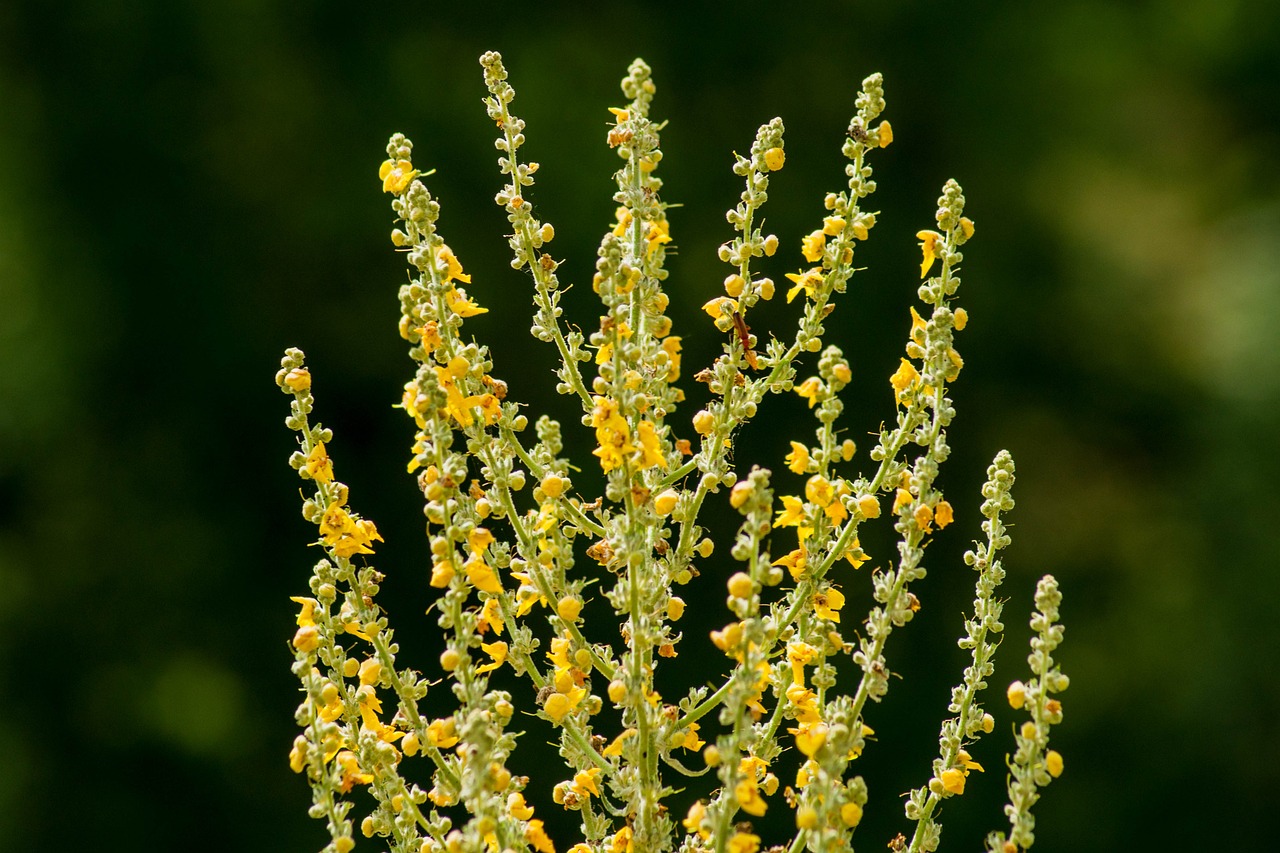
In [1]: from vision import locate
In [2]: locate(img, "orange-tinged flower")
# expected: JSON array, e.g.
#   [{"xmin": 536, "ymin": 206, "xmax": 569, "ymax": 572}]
[{"xmin": 936, "ymin": 500, "xmax": 954, "ymax": 528}]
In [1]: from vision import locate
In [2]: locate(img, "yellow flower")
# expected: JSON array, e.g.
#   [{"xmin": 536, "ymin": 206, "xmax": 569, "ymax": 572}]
[
  {"xmin": 785, "ymin": 441, "xmax": 810, "ymax": 474},
  {"xmin": 789, "ymin": 721, "xmax": 828, "ymax": 758},
  {"xmin": 436, "ymin": 245, "xmax": 471, "ymax": 284},
  {"xmin": 840, "ymin": 801, "xmax": 864, "ymax": 827},
  {"xmin": 813, "ymin": 586, "xmax": 845, "ymax": 622},
  {"xmin": 290, "ymin": 596, "xmax": 318, "ymax": 627},
  {"xmin": 476, "ymin": 597, "xmax": 504, "ymax": 635},
  {"xmin": 702, "ymin": 295, "xmax": 738, "ymax": 320},
  {"xmin": 646, "ymin": 219, "xmax": 672, "ymax": 256},
  {"xmin": 773, "ymin": 547, "xmax": 807, "ymax": 581},
  {"xmin": 305, "ymin": 442, "xmax": 334, "ymax": 484},
  {"xmin": 636, "ymin": 420, "xmax": 667, "ymax": 469},
  {"xmin": 804, "ymin": 475, "xmax": 834, "ymax": 508},
  {"xmin": 801, "ymin": 230, "xmax": 826, "ymax": 263},
  {"xmin": 940, "ymin": 767, "xmax": 966, "ymax": 795},
  {"xmin": 475, "ymin": 641, "xmax": 507, "ymax": 675},
  {"xmin": 916, "ymin": 229, "xmax": 941, "ymax": 278},
  {"xmin": 426, "ymin": 717, "xmax": 459, "ymax": 748},
  {"xmin": 728, "ymin": 832, "xmax": 761, "ymax": 853},
  {"xmin": 662, "ymin": 335, "xmax": 682, "ymax": 381},
  {"xmin": 959, "ymin": 216, "xmax": 975, "ymax": 240},
  {"xmin": 379, "ymin": 158, "xmax": 418, "ymax": 194},
  {"xmin": 525, "ymin": 819, "xmax": 555, "ymax": 853},
  {"xmin": 734, "ymin": 776, "xmax": 767, "ymax": 816},
  {"xmin": 795, "ymin": 376, "xmax": 823, "ymax": 408},
  {"xmin": 445, "ymin": 286, "xmax": 487, "ymax": 317},
  {"xmin": 543, "ymin": 687, "xmax": 586, "ymax": 723},
  {"xmin": 876, "ymin": 119, "xmax": 893, "ymax": 147},
  {"xmin": 1007, "ymin": 680, "xmax": 1027, "ymax": 709},
  {"xmin": 935, "ymin": 499, "xmax": 954, "ymax": 528},
  {"xmin": 506, "ymin": 791, "xmax": 535, "ymax": 820},
  {"xmin": 763, "ymin": 147, "xmax": 785, "ymax": 171},
  {"xmin": 465, "ymin": 556, "xmax": 503, "ymax": 594},
  {"xmin": 774, "ymin": 496, "xmax": 805, "ymax": 528},
  {"xmin": 890, "ymin": 358, "xmax": 921, "ymax": 404},
  {"xmin": 1046, "ymin": 749, "xmax": 1064, "ymax": 778},
  {"xmin": 844, "ymin": 537, "xmax": 871, "ymax": 569},
  {"xmin": 683, "ymin": 800, "xmax": 709, "ymax": 838},
  {"xmin": 429, "ymin": 558, "xmax": 455, "ymax": 588},
  {"xmin": 573, "ymin": 767, "xmax": 602, "ymax": 797},
  {"xmin": 787, "ymin": 641, "xmax": 819, "ymax": 686},
  {"xmin": 784, "ymin": 267, "xmax": 823, "ymax": 303}
]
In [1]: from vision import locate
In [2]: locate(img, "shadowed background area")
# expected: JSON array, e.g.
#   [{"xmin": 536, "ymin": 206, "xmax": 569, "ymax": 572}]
[{"xmin": 3, "ymin": 2, "xmax": 1277, "ymax": 850}]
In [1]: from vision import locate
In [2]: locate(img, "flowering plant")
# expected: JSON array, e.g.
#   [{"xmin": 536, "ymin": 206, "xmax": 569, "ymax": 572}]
[{"xmin": 277, "ymin": 52, "xmax": 1067, "ymax": 853}]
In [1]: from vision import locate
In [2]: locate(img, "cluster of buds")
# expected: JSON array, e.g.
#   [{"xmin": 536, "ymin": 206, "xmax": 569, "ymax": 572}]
[{"xmin": 279, "ymin": 52, "xmax": 1067, "ymax": 853}]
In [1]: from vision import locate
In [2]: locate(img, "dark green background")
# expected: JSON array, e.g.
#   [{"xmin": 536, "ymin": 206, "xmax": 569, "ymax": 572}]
[{"xmin": 4, "ymin": 2, "xmax": 1277, "ymax": 850}]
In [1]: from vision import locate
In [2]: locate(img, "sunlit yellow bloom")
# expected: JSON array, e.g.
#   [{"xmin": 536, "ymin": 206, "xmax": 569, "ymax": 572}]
[
  {"xmin": 334, "ymin": 750, "xmax": 373, "ymax": 792},
  {"xmin": 702, "ymin": 296, "xmax": 738, "ymax": 319},
  {"xmin": 772, "ymin": 547, "xmax": 807, "ymax": 581},
  {"xmin": 890, "ymin": 358, "xmax": 921, "ymax": 404},
  {"xmin": 790, "ymin": 721, "xmax": 828, "ymax": 757},
  {"xmin": 290, "ymin": 596, "xmax": 318, "ymax": 627},
  {"xmin": 465, "ymin": 556, "xmax": 503, "ymax": 594},
  {"xmin": 608, "ymin": 826, "xmax": 633, "ymax": 853},
  {"xmin": 787, "ymin": 642, "xmax": 819, "ymax": 686},
  {"xmin": 646, "ymin": 219, "xmax": 672, "ymax": 256},
  {"xmin": 801, "ymin": 230, "xmax": 825, "ymax": 263},
  {"xmin": 543, "ymin": 687, "xmax": 586, "ymax": 723},
  {"xmin": 1007, "ymin": 680, "xmax": 1027, "ymax": 709},
  {"xmin": 603, "ymin": 728, "xmax": 636, "ymax": 757},
  {"xmin": 436, "ymin": 244, "xmax": 471, "ymax": 284},
  {"xmin": 636, "ymin": 420, "xmax": 667, "ymax": 469},
  {"xmin": 877, "ymin": 119, "xmax": 893, "ymax": 147},
  {"xmin": 940, "ymin": 767, "xmax": 966, "ymax": 795},
  {"xmin": 844, "ymin": 537, "xmax": 871, "ymax": 569},
  {"xmin": 734, "ymin": 776, "xmax": 767, "ymax": 816},
  {"xmin": 1046, "ymin": 749, "xmax": 1064, "ymax": 778},
  {"xmin": 573, "ymin": 767, "xmax": 602, "ymax": 797},
  {"xmin": 785, "ymin": 682, "xmax": 821, "ymax": 723},
  {"xmin": 805, "ymin": 475, "xmax": 834, "ymax": 508},
  {"xmin": 841, "ymin": 801, "xmax": 864, "ymax": 826},
  {"xmin": 785, "ymin": 441, "xmax": 810, "ymax": 474},
  {"xmin": 813, "ymin": 586, "xmax": 845, "ymax": 622},
  {"xmin": 774, "ymin": 496, "xmax": 805, "ymax": 528},
  {"xmin": 429, "ymin": 558, "xmax": 455, "ymax": 588},
  {"xmin": 727, "ymin": 832, "xmax": 761, "ymax": 853},
  {"xmin": 795, "ymin": 376, "xmax": 823, "ymax": 408},
  {"xmin": 475, "ymin": 641, "xmax": 507, "ymax": 675},
  {"xmin": 763, "ymin": 147, "xmax": 785, "ymax": 171},
  {"xmin": 683, "ymin": 800, "xmax": 709, "ymax": 838},
  {"xmin": 916, "ymin": 229, "xmax": 941, "ymax": 278},
  {"xmin": 525, "ymin": 819, "xmax": 555, "ymax": 853},
  {"xmin": 305, "ymin": 442, "xmax": 334, "ymax": 484},
  {"xmin": 662, "ymin": 335, "xmax": 682, "ymax": 381},
  {"xmin": 959, "ymin": 216, "xmax": 975, "ymax": 239},
  {"xmin": 379, "ymin": 158, "xmax": 418, "ymax": 194},
  {"xmin": 426, "ymin": 717, "xmax": 459, "ymax": 748},
  {"xmin": 784, "ymin": 267, "xmax": 823, "ymax": 303}
]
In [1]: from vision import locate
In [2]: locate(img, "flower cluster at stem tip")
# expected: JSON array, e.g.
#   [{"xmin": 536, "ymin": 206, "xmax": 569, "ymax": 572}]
[{"xmin": 277, "ymin": 51, "xmax": 1068, "ymax": 853}]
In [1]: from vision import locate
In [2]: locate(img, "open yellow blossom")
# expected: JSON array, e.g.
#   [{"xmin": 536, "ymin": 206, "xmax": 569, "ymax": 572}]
[
  {"xmin": 773, "ymin": 547, "xmax": 807, "ymax": 581},
  {"xmin": 543, "ymin": 687, "xmax": 587, "ymax": 723},
  {"xmin": 305, "ymin": 442, "xmax": 334, "ymax": 484},
  {"xmin": 734, "ymin": 776, "xmax": 767, "ymax": 816},
  {"xmin": 475, "ymin": 640, "xmax": 507, "ymax": 674},
  {"xmin": 890, "ymin": 358, "xmax": 921, "ymax": 404},
  {"xmin": 464, "ymin": 556, "xmax": 503, "ymax": 594},
  {"xmin": 646, "ymin": 219, "xmax": 672, "ymax": 256},
  {"xmin": 507, "ymin": 792, "xmax": 535, "ymax": 820},
  {"xmin": 785, "ymin": 441, "xmax": 810, "ymax": 474},
  {"xmin": 801, "ymin": 230, "xmax": 826, "ymax": 263},
  {"xmin": 790, "ymin": 721, "xmax": 829, "ymax": 758},
  {"xmin": 426, "ymin": 717, "xmax": 459, "ymax": 748},
  {"xmin": 841, "ymin": 801, "xmax": 864, "ymax": 826},
  {"xmin": 940, "ymin": 767, "xmax": 967, "ymax": 795},
  {"xmin": 728, "ymin": 833, "xmax": 761, "ymax": 853},
  {"xmin": 935, "ymin": 500, "xmax": 954, "ymax": 528},
  {"xmin": 663, "ymin": 335, "xmax": 682, "ymax": 380},
  {"xmin": 916, "ymin": 229, "xmax": 941, "ymax": 278},
  {"xmin": 683, "ymin": 800, "xmax": 710, "ymax": 838},
  {"xmin": 445, "ymin": 286, "xmax": 487, "ymax": 318},
  {"xmin": 763, "ymin": 146, "xmax": 785, "ymax": 171},
  {"xmin": 436, "ymin": 245, "xmax": 471, "ymax": 284},
  {"xmin": 1046, "ymin": 749, "xmax": 1064, "ymax": 778},
  {"xmin": 573, "ymin": 767, "xmax": 602, "ymax": 797},
  {"xmin": 813, "ymin": 586, "xmax": 845, "ymax": 622},
  {"xmin": 774, "ymin": 496, "xmax": 805, "ymax": 528},
  {"xmin": 794, "ymin": 376, "xmax": 823, "ymax": 408},
  {"xmin": 787, "ymin": 642, "xmax": 819, "ymax": 686},
  {"xmin": 636, "ymin": 420, "xmax": 667, "ymax": 469},
  {"xmin": 379, "ymin": 158, "xmax": 418, "ymax": 194},
  {"xmin": 525, "ymin": 819, "xmax": 555, "ymax": 853},
  {"xmin": 785, "ymin": 267, "xmax": 823, "ymax": 303}
]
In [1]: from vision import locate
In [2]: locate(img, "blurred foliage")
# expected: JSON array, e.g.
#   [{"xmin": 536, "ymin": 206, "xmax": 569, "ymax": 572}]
[{"xmin": 2, "ymin": 1, "xmax": 1277, "ymax": 850}]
